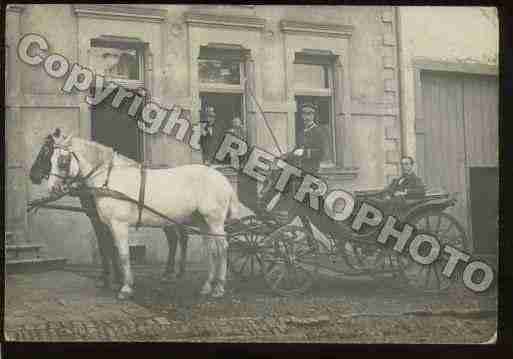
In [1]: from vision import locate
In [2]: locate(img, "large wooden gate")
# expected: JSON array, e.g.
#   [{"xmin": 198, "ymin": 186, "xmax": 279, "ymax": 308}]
[{"xmin": 416, "ymin": 71, "xmax": 498, "ymax": 252}]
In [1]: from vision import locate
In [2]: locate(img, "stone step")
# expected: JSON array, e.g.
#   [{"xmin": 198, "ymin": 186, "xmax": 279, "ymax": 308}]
[
  {"xmin": 5, "ymin": 231, "xmax": 15, "ymax": 243},
  {"xmin": 6, "ymin": 257, "xmax": 68, "ymax": 274},
  {"xmin": 6, "ymin": 243, "xmax": 45, "ymax": 252},
  {"xmin": 6, "ymin": 244, "xmax": 45, "ymax": 260}
]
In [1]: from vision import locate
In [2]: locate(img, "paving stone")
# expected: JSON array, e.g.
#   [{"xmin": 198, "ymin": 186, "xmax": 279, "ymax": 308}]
[{"xmin": 154, "ymin": 316, "xmax": 171, "ymax": 325}]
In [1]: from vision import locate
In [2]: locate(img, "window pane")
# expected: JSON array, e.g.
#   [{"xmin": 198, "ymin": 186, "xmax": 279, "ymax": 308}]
[
  {"xmin": 294, "ymin": 63, "xmax": 327, "ymax": 89},
  {"xmin": 90, "ymin": 47, "xmax": 139, "ymax": 80},
  {"xmin": 199, "ymin": 59, "xmax": 241, "ymax": 85}
]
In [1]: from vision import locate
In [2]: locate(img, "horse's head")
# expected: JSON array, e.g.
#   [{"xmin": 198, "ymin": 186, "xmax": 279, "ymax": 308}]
[
  {"xmin": 29, "ymin": 128, "xmax": 62, "ymax": 185},
  {"xmin": 40, "ymin": 129, "xmax": 79, "ymax": 194}
]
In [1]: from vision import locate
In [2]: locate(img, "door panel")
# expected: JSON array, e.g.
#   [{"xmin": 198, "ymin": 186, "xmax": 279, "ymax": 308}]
[
  {"xmin": 417, "ymin": 72, "xmax": 469, "ymax": 232},
  {"xmin": 416, "ymin": 71, "xmax": 498, "ymax": 253}
]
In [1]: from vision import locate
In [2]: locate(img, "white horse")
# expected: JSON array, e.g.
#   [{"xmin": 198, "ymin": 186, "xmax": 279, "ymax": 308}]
[{"xmin": 46, "ymin": 131, "xmax": 239, "ymax": 299}]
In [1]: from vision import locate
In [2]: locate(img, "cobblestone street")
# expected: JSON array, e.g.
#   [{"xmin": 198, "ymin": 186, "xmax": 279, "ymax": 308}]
[{"xmin": 5, "ymin": 265, "xmax": 497, "ymax": 343}]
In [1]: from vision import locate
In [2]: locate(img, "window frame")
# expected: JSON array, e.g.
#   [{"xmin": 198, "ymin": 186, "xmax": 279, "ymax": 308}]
[
  {"xmin": 293, "ymin": 52, "xmax": 337, "ymax": 167},
  {"xmin": 197, "ymin": 46, "xmax": 250, "ymax": 167},
  {"xmin": 89, "ymin": 38, "xmax": 147, "ymax": 162},
  {"xmin": 198, "ymin": 46, "xmax": 247, "ymax": 94},
  {"xmin": 90, "ymin": 38, "xmax": 145, "ymax": 90}
]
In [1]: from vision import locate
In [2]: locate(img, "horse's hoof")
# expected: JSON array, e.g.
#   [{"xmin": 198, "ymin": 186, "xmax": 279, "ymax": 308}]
[
  {"xmin": 200, "ymin": 283, "xmax": 212, "ymax": 295},
  {"xmin": 117, "ymin": 289, "xmax": 134, "ymax": 300},
  {"xmin": 211, "ymin": 285, "xmax": 225, "ymax": 298}
]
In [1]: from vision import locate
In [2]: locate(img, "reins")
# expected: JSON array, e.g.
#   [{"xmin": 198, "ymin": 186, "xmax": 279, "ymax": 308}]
[{"xmin": 31, "ymin": 146, "xmax": 235, "ymax": 238}]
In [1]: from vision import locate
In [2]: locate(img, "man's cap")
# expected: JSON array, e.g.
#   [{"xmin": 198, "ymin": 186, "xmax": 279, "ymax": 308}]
[{"xmin": 300, "ymin": 102, "xmax": 318, "ymax": 111}]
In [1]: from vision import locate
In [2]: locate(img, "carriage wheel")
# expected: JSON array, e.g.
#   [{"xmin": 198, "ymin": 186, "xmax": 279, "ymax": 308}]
[
  {"xmin": 227, "ymin": 227, "xmax": 274, "ymax": 281},
  {"xmin": 263, "ymin": 225, "xmax": 320, "ymax": 297},
  {"xmin": 401, "ymin": 211, "xmax": 470, "ymax": 293},
  {"xmin": 339, "ymin": 238, "xmax": 407, "ymax": 284}
]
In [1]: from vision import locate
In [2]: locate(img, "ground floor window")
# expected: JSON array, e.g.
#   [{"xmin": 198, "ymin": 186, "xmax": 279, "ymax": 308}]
[
  {"xmin": 90, "ymin": 38, "xmax": 145, "ymax": 162},
  {"xmin": 199, "ymin": 93, "xmax": 245, "ymax": 165},
  {"xmin": 295, "ymin": 96, "xmax": 334, "ymax": 165},
  {"xmin": 294, "ymin": 53, "xmax": 336, "ymax": 165}
]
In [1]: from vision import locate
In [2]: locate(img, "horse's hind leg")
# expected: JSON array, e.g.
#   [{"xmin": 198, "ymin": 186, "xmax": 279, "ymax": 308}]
[
  {"xmin": 199, "ymin": 223, "xmax": 217, "ymax": 296},
  {"xmin": 108, "ymin": 220, "xmax": 134, "ymax": 300},
  {"xmin": 162, "ymin": 226, "xmax": 179, "ymax": 282},
  {"xmin": 205, "ymin": 220, "xmax": 228, "ymax": 298}
]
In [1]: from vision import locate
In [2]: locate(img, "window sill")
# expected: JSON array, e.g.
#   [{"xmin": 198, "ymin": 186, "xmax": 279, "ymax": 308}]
[
  {"xmin": 210, "ymin": 163, "xmax": 359, "ymax": 180},
  {"xmin": 318, "ymin": 165, "xmax": 359, "ymax": 180}
]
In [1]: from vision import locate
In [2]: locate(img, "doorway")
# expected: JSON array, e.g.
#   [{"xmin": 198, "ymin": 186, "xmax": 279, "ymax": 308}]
[
  {"xmin": 416, "ymin": 71, "xmax": 498, "ymax": 252},
  {"xmin": 91, "ymin": 88, "xmax": 142, "ymax": 162},
  {"xmin": 199, "ymin": 92, "xmax": 257, "ymax": 209}
]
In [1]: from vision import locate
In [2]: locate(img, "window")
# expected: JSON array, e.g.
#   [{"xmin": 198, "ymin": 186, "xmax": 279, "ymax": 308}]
[
  {"xmin": 197, "ymin": 46, "xmax": 248, "ymax": 165},
  {"xmin": 294, "ymin": 53, "xmax": 336, "ymax": 165},
  {"xmin": 90, "ymin": 38, "xmax": 145, "ymax": 89},
  {"xmin": 90, "ymin": 38, "xmax": 146, "ymax": 162}
]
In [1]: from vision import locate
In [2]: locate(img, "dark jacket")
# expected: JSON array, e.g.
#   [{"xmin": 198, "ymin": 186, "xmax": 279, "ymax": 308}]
[
  {"xmin": 384, "ymin": 172, "xmax": 426, "ymax": 198},
  {"xmin": 297, "ymin": 123, "xmax": 325, "ymax": 173}
]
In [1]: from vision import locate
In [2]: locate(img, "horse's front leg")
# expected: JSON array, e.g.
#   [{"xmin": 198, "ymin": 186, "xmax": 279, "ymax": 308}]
[
  {"xmin": 177, "ymin": 227, "xmax": 189, "ymax": 279},
  {"xmin": 161, "ymin": 226, "xmax": 179, "ymax": 282},
  {"xmin": 108, "ymin": 220, "xmax": 133, "ymax": 300}
]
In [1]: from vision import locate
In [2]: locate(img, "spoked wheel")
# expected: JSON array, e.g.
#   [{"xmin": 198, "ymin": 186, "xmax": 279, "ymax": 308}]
[
  {"xmin": 341, "ymin": 239, "xmax": 407, "ymax": 283},
  {"xmin": 227, "ymin": 226, "xmax": 276, "ymax": 281},
  {"xmin": 263, "ymin": 225, "xmax": 321, "ymax": 297},
  {"xmin": 401, "ymin": 211, "xmax": 470, "ymax": 293}
]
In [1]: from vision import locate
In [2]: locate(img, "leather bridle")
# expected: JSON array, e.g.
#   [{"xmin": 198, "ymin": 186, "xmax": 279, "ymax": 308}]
[{"xmin": 49, "ymin": 145, "xmax": 105, "ymax": 189}]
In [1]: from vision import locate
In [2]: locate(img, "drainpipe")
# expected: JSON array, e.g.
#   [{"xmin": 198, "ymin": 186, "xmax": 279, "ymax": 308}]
[{"xmin": 395, "ymin": 6, "xmax": 406, "ymax": 156}]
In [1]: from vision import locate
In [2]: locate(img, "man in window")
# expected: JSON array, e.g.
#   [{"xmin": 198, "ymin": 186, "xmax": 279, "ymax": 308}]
[
  {"xmin": 383, "ymin": 156, "xmax": 426, "ymax": 200},
  {"xmin": 293, "ymin": 102, "xmax": 325, "ymax": 173},
  {"xmin": 292, "ymin": 102, "xmax": 325, "ymax": 242},
  {"xmin": 200, "ymin": 106, "xmax": 216, "ymax": 164}
]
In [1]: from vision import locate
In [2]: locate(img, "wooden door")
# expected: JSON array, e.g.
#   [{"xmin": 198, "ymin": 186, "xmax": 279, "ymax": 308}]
[{"xmin": 416, "ymin": 71, "xmax": 498, "ymax": 252}]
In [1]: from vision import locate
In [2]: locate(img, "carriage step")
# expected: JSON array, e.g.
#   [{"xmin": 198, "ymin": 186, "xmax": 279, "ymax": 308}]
[{"xmin": 6, "ymin": 257, "xmax": 68, "ymax": 274}]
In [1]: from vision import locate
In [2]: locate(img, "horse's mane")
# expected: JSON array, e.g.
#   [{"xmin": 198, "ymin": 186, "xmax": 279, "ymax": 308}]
[{"xmin": 72, "ymin": 137, "xmax": 139, "ymax": 167}]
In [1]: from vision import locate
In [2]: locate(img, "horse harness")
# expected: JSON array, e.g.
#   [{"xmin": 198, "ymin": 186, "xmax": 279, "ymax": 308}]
[
  {"xmin": 47, "ymin": 147, "xmax": 230, "ymax": 237},
  {"xmin": 101, "ymin": 150, "xmax": 147, "ymax": 230}
]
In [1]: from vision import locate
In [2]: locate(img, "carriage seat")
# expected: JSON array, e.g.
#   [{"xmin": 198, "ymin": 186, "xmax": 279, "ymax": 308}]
[{"xmin": 355, "ymin": 187, "xmax": 451, "ymax": 214}]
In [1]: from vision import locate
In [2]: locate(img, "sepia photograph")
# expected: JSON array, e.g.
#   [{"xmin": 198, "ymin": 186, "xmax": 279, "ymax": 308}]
[{"xmin": 4, "ymin": 4, "xmax": 499, "ymax": 344}]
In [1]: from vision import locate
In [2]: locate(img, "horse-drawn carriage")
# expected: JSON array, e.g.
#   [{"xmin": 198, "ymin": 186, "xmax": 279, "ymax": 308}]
[
  {"xmin": 225, "ymin": 153, "xmax": 470, "ymax": 296},
  {"xmin": 28, "ymin": 130, "xmax": 470, "ymax": 299}
]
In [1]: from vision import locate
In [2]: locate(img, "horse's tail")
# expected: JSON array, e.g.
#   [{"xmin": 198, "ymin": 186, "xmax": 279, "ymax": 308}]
[{"xmin": 227, "ymin": 189, "xmax": 240, "ymax": 220}]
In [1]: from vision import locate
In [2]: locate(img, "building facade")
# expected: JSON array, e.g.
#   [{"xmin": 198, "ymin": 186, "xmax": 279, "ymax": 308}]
[{"xmin": 5, "ymin": 5, "xmax": 498, "ymax": 264}]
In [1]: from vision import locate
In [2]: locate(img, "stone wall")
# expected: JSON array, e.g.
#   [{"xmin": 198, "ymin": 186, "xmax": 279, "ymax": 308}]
[{"xmin": 6, "ymin": 4, "xmax": 398, "ymax": 263}]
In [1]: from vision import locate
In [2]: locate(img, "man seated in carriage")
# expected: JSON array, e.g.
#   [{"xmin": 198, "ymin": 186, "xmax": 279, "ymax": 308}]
[
  {"xmin": 372, "ymin": 156, "xmax": 426, "ymax": 214},
  {"xmin": 383, "ymin": 156, "xmax": 426, "ymax": 200}
]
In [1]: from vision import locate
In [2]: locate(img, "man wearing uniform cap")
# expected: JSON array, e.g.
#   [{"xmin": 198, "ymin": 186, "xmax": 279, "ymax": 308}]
[
  {"xmin": 293, "ymin": 102, "xmax": 325, "ymax": 173},
  {"xmin": 292, "ymin": 101, "xmax": 326, "ymax": 241}
]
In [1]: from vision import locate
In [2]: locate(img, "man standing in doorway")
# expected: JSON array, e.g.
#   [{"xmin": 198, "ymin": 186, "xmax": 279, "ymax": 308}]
[{"xmin": 200, "ymin": 106, "xmax": 216, "ymax": 164}]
